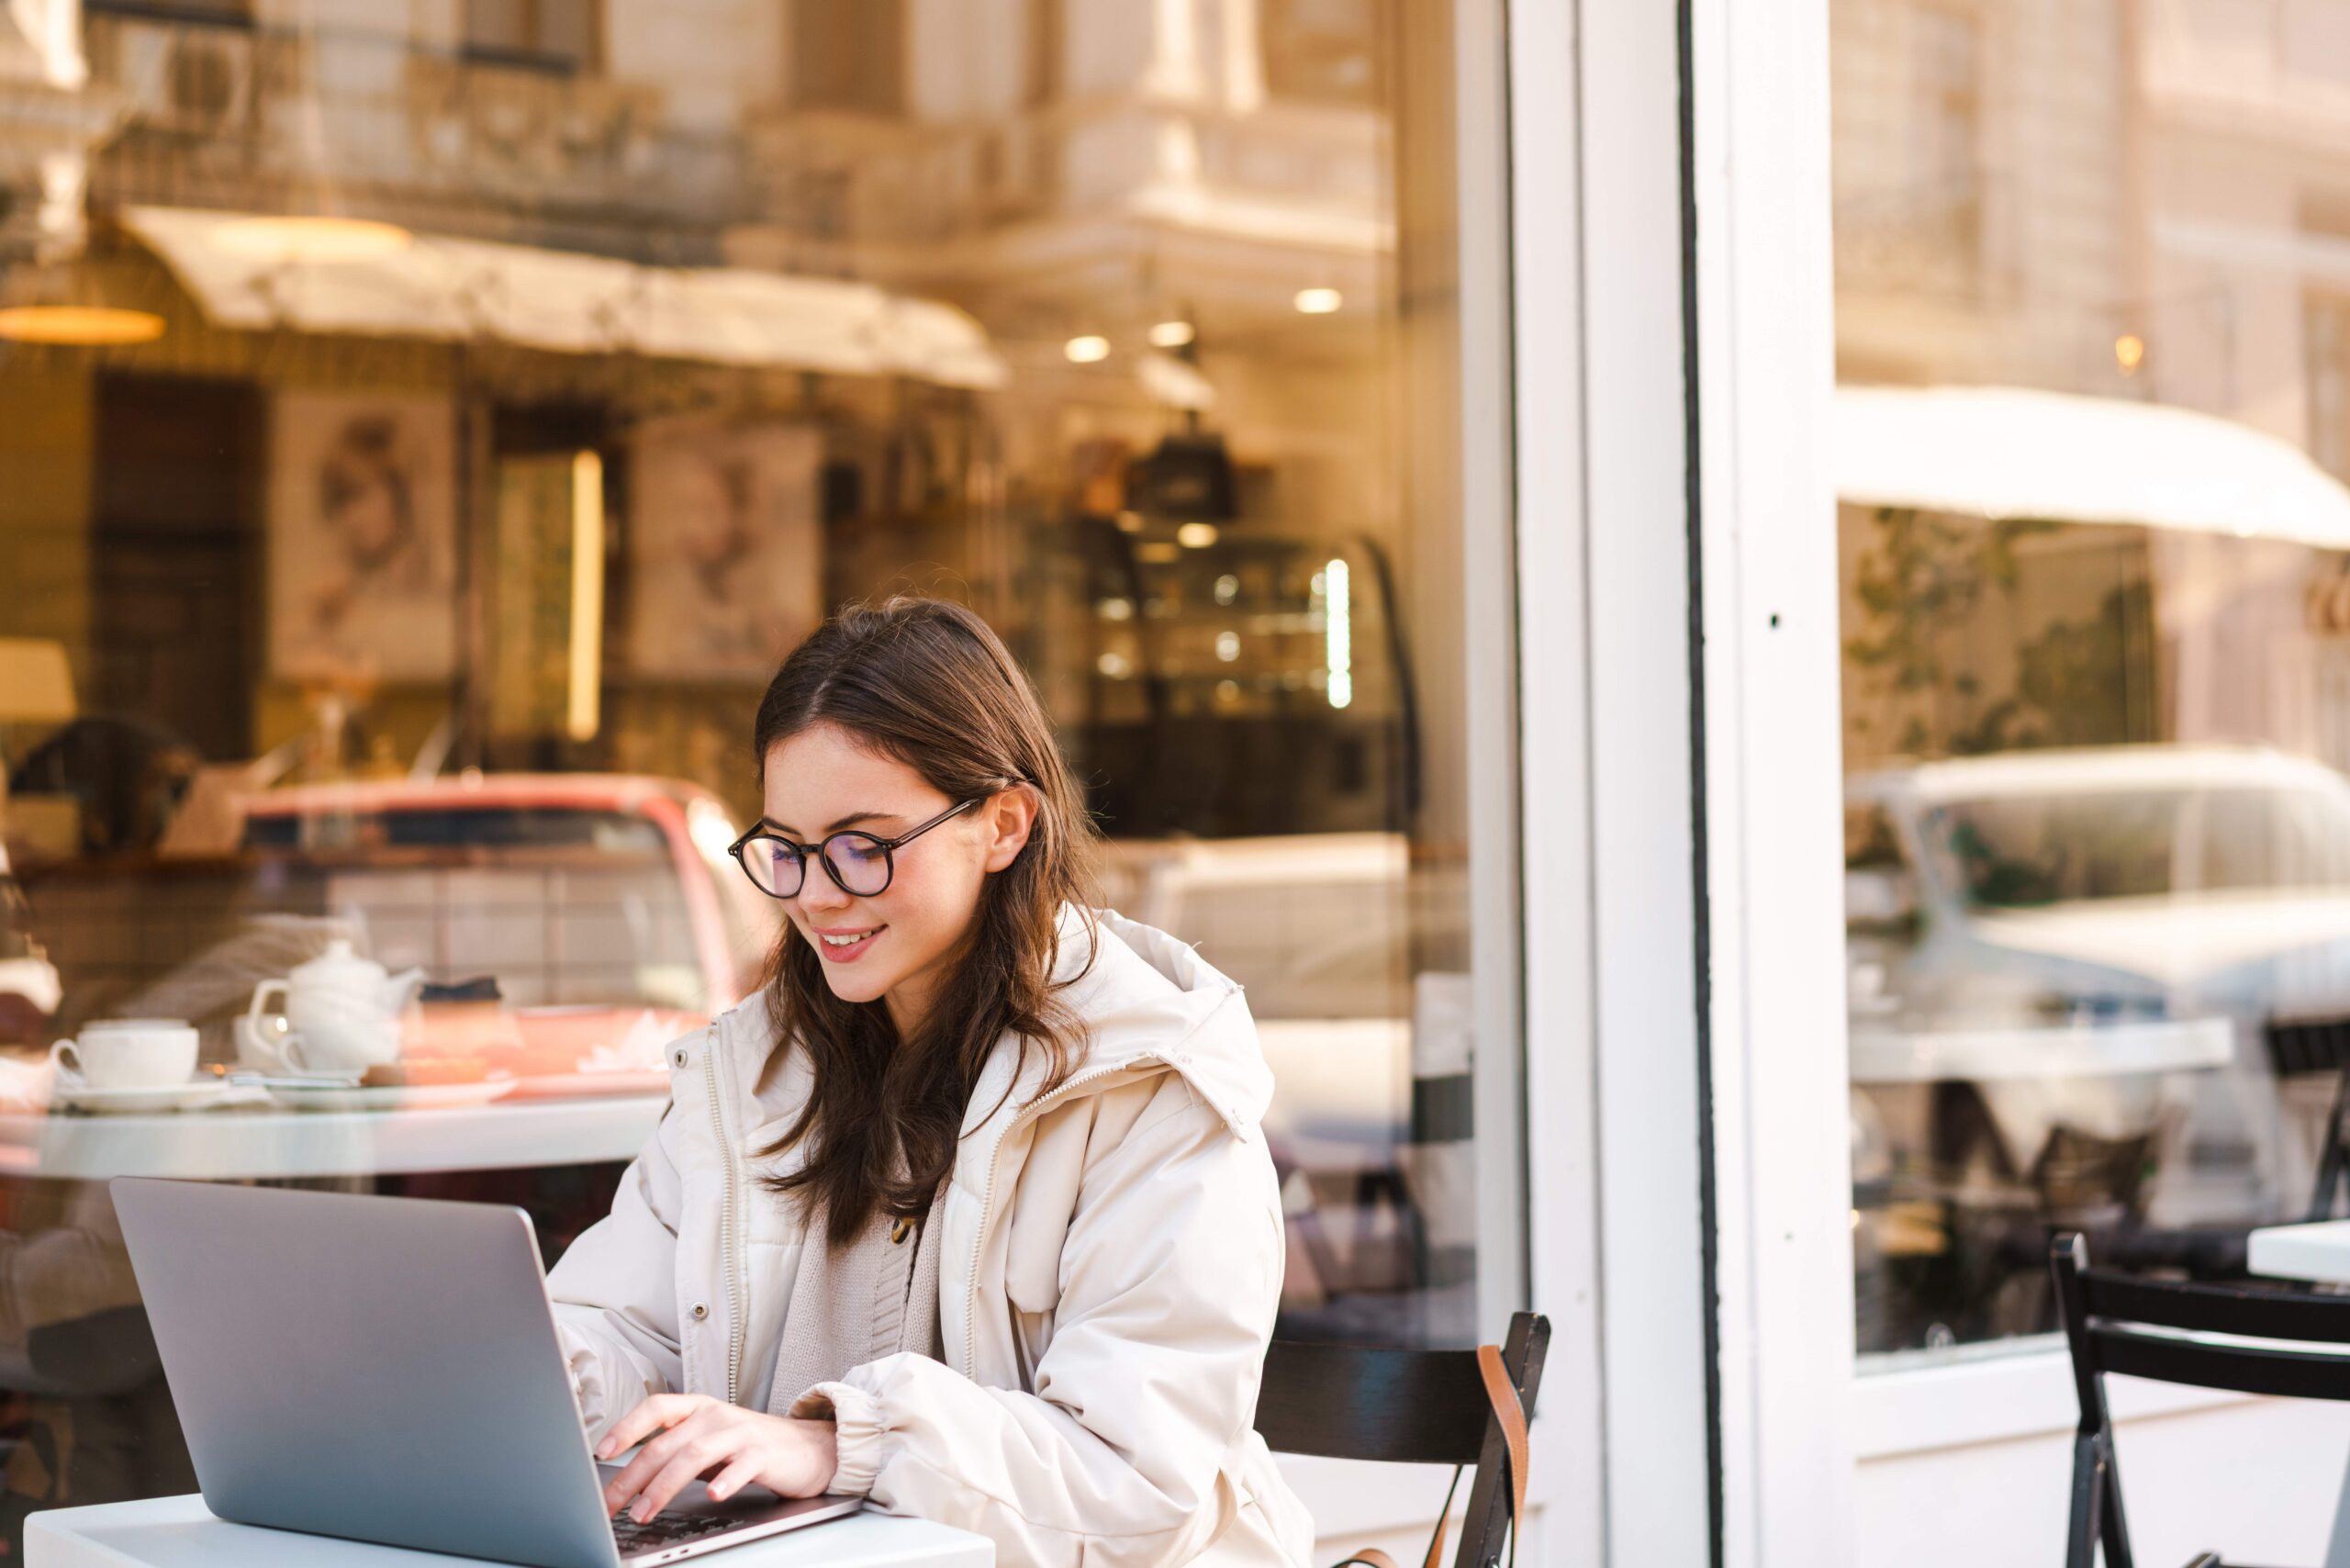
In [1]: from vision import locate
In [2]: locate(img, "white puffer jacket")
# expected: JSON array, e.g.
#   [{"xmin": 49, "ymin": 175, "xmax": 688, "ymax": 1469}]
[{"xmin": 545, "ymin": 908, "xmax": 1315, "ymax": 1568}]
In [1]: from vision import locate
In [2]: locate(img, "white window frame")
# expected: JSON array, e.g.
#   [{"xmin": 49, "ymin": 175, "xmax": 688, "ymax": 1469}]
[
  {"xmin": 1513, "ymin": 0, "xmax": 1729, "ymax": 1562},
  {"xmin": 1683, "ymin": 0, "xmax": 1862, "ymax": 1564}
]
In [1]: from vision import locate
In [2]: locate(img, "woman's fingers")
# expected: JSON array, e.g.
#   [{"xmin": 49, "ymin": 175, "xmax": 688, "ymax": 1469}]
[
  {"xmin": 705, "ymin": 1455, "xmax": 764, "ymax": 1504},
  {"xmin": 596, "ymin": 1393, "xmax": 703, "ymax": 1461},
  {"xmin": 601, "ymin": 1401, "xmax": 722, "ymax": 1514},
  {"xmin": 628, "ymin": 1429, "xmax": 742, "ymax": 1522}
]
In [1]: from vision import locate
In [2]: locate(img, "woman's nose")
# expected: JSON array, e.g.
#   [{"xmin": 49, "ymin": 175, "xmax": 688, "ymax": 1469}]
[{"xmin": 797, "ymin": 869, "xmax": 851, "ymax": 913}]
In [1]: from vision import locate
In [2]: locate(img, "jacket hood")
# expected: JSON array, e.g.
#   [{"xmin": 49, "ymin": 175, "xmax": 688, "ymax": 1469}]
[{"xmin": 1042, "ymin": 905, "xmax": 1274, "ymax": 1140}]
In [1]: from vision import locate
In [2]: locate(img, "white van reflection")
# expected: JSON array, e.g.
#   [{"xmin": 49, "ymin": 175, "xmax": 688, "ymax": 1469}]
[
  {"xmin": 1849, "ymin": 745, "xmax": 2350, "ymax": 1349},
  {"xmin": 1852, "ymin": 746, "xmax": 2350, "ymax": 1027}
]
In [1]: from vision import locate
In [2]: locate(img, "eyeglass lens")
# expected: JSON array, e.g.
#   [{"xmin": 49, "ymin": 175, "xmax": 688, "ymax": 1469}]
[{"xmin": 741, "ymin": 833, "xmax": 893, "ymax": 898}]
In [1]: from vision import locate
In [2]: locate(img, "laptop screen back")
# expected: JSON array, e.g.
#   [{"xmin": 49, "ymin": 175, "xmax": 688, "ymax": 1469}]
[{"xmin": 112, "ymin": 1179, "xmax": 621, "ymax": 1568}]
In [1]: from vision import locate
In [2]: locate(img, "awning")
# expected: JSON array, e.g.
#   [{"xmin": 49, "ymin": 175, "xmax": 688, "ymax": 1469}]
[
  {"xmin": 1834, "ymin": 384, "xmax": 2350, "ymax": 548},
  {"xmin": 119, "ymin": 206, "xmax": 1006, "ymax": 389}
]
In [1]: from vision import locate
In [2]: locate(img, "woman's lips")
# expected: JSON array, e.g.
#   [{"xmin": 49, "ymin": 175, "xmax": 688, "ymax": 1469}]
[{"xmin": 811, "ymin": 925, "xmax": 884, "ymax": 965}]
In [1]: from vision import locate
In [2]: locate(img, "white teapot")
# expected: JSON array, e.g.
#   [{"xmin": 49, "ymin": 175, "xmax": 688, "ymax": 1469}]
[{"xmin": 244, "ymin": 939, "xmax": 426, "ymax": 1076}]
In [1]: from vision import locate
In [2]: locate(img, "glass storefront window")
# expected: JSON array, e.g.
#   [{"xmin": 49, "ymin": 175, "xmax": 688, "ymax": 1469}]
[
  {"xmin": 0, "ymin": 0, "xmax": 1498, "ymax": 1539},
  {"xmin": 1835, "ymin": 0, "xmax": 2350, "ymax": 1362}
]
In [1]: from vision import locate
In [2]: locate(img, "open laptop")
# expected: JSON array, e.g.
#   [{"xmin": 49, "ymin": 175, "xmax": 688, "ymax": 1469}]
[{"xmin": 110, "ymin": 1179, "xmax": 862, "ymax": 1568}]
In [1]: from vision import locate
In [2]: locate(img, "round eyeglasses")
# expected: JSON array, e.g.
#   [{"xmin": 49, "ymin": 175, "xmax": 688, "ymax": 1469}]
[{"xmin": 726, "ymin": 799, "xmax": 980, "ymax": 901}]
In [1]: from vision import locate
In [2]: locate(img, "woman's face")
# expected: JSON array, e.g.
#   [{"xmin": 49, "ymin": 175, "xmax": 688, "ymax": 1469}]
[{"xmin": 760, "ymin": 722, "xmax": 1035, "ymax": 1033}]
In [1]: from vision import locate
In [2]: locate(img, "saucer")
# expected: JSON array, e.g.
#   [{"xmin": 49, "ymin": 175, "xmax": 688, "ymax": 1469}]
[{"xmin": 52, "ymin": 1079, "xmax": 243, "ymax": 1115}]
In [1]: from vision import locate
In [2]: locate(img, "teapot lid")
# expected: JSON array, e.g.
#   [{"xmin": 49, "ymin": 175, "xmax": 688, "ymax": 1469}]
[{"xmin": 289, "ymin": 938, "xmax": 387, "ymax": 990}]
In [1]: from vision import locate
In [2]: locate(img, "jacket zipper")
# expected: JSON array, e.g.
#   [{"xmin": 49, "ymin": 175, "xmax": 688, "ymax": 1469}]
[{"xmin": 699, "ymin": 1021, "xmax": 746, "ymax": 1406}]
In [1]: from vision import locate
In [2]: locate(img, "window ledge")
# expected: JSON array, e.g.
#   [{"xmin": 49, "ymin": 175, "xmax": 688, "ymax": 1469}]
[{"xmin": 1856, "ymin": 1340, "xmax": 2257, "ymax": 1460}]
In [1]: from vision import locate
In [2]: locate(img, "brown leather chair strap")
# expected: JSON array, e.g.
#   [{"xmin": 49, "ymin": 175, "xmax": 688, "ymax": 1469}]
[
  {"xmin": 1477, "ymin": 1342, "xmax": 1530, "ymax": 1528},
  {"xmin": 1327, "ymin": 1343, "xmax": 1531, "ymax": 1568}
]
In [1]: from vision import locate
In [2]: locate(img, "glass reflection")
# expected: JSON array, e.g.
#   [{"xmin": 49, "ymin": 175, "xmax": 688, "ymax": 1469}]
[
  {"xmin": 0, "ymin": 0, "xmax": 1484, "ymax": 1541},
  {"xmin": 1838, "ymin": 0, "xmax": 2350, "ymax": 1361}
]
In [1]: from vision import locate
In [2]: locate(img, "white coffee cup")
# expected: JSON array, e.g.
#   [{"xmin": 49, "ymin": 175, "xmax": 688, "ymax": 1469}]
[{"xmin": 50, "ymin": 1019, "xmax": 200, "ymax": 1092}]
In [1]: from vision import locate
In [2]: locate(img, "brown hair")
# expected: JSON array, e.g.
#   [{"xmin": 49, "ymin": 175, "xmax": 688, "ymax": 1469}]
[{"xmin": 750, "ymin": 597, "xmax": 1100, "ymax": 1246}]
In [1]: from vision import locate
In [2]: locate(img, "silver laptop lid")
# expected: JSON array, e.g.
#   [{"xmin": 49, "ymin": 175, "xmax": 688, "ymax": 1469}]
[{"xmin": 112, "ymin": 1178, "xmax": 623, "ymax": 1568}]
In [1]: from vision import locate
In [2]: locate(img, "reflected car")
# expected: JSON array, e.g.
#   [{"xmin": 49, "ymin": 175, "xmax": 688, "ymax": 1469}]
[
  {"xmin": 27, "ymin": 775, "xmax": 778, "ymax": 1078},
  {"xmin": 1848, "ymin": 745, "xmax": 2350, "ymax": 1027},
  {"xmin": 1846, "ymin": 745, "xmax": 2350, "ymax": 1228},
  {"xmin": 239, "ymin": 775, "xmax": 778, "ymax": 1013}
]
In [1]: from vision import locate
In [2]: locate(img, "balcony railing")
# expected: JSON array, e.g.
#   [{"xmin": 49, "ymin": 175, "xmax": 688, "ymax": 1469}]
[{"xmin": 78, "ymin": 10, "xmax": 744, "ymax": 247}]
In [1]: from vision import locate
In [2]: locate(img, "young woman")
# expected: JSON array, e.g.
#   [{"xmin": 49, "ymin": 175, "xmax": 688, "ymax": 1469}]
[{"xmin": 546, "ymin": 598, "xmax": 1313, "ymax": 1568}]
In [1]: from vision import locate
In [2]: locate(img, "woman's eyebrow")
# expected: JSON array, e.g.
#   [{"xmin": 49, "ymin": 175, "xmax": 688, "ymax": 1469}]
[{"xmin": 760, "ymin": 810, "xmax": 899, "ymax": 836}]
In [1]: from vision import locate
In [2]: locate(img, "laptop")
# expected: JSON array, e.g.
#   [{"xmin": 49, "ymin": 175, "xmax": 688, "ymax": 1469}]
[{"xmin": 110, "ymin": 1179, "xmax": 863, "ymax": 1568}]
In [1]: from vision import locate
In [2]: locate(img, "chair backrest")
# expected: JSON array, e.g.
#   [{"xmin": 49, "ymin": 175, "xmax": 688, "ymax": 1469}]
[
  {"xmin": 1256, "ymin": 1312, "xmax": 1548, "ymax": 1568},
  {"xmin": 2051, "ymin": 1232, "xmax": 2350, "ymax": 1568},
  {"xmin": 2055, "ymin": 1232, "xmax": 2350, "ymax": 1401}
]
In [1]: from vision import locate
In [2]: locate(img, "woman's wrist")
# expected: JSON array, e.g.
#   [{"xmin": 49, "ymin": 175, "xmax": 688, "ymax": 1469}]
[
  {"xmin": 797, "ymin": 1416, "xmax": 840, "ymax": 1494},
  {"xmin": 790, "ymin": 1381, "xmax": 882, "ymax": 1496}
]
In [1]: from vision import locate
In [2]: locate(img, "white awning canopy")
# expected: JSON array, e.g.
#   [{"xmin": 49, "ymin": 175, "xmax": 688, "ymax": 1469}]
[
  {"xmin": 120, "ymin": 206, "xmax": 1006, "ymax": 389},
  {"xmin": 1834, "ymin": 384, "xmax": 2350, "ymax": 548}
]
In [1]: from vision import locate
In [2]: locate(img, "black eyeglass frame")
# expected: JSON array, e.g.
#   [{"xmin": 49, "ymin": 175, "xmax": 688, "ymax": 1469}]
[{"xmin": 726, "ymin": 798, "xmax": 981, "ymax": 902}]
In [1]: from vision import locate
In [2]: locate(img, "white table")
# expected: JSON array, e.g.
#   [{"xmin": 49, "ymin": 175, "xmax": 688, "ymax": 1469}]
[
  {"xmin": 0, "ymin": 1094, "xmax": 668, "ymax": 1182},
  {"xmin": 2244, "ymin": 1218, "xmax": 2350, "ymax": 1566},
  {"xmin": 2247, "ymin": 1218, "xmax": 2350, "ymax": 1284},
  {"xmin": 27, "ymin": 1493, "xmax": 993, "ymax": 1568}
]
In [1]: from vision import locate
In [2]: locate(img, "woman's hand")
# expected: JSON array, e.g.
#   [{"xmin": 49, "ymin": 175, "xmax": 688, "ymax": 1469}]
[{"xmin": 595, "ymin": 1394, "xmax": 839, "ymax": 1521}]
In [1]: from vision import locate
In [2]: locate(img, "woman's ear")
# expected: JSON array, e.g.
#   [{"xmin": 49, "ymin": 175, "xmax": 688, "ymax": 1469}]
[{"xmin": 979, "ymin": 786, "xmax": 1040, "ymax": 873}]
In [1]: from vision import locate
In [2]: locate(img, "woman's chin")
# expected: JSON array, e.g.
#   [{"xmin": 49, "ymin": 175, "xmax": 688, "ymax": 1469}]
[{"xmin": 817, "ymin": 966, "xmax": 895, "ymax": 1006}]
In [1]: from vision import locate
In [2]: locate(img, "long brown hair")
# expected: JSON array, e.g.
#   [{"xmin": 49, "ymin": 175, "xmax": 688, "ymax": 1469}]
[{"xmin": 750, "ymin": 597, "xmax": 1099, "ymax": 1246}]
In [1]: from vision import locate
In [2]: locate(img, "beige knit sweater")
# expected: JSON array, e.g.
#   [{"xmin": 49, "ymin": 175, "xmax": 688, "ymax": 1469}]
[{"xmin": 761, "ymin": 1193, "xmax": 944, "ymax": 1418}]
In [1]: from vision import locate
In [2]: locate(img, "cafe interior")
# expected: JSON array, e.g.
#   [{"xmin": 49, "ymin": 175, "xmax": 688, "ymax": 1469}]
[{"xmin": 0, "ymin": 0, "xmax": 1485, "ymax": 1543}]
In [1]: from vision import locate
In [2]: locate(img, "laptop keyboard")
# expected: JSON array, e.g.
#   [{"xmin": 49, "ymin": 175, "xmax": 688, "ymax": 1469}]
[{"xmin": 611, "ymin": 1509, "xmax": 739, "ymax": 1554}]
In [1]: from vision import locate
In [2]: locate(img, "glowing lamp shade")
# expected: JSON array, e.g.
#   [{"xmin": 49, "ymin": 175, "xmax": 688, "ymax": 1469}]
[
  {"xmin": 1147, "ymin": 319, "xmax": 1195, "ymax": 348},
  {"xmin": 0, "ymin": 306, "xmax": 164, "ymax": 345},
  {"xmin": 207, "ymin": 215, "xmax": 412, "ymax": 264},
  {"xmin": 1293, "ymin": 287, "xmax": 1343, "ymax": 315},
  {"xmin": 1064, "ymin": 334, "xmax": 1112, "ymax": 364},
  {"xmin": 0, "ymin": 638, "xmax": 76, "ymax": 723}
]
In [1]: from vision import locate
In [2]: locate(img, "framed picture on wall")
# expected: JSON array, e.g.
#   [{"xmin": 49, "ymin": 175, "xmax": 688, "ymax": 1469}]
[
  {"xmin": 269, "ymin": 391, "xmax": 458, "ymax": 682},
  {"xmin": 629, "ymin": 413, "xmax": 822, "ymax": 680}
]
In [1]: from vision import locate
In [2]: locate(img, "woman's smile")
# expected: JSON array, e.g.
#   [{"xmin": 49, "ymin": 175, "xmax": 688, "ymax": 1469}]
[{"xmin": 808, "ymin": 922, "xmax": 886, "ymax": 962}]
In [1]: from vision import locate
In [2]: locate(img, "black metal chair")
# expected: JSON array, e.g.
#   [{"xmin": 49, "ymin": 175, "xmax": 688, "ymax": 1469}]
[
  {"xmin": 2052, "ymin": 1231, "xmax": 2350, "ymax": 1568},
  {"xmin": 1255, "ymin": 1312, "xmax": 1547, "ymax": 1568}
]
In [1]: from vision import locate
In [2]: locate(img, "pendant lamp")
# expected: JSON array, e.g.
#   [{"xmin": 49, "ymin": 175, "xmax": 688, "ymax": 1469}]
[{"xmin": 0, "ymin": 254, "xmax": 164, "ymax": 346}]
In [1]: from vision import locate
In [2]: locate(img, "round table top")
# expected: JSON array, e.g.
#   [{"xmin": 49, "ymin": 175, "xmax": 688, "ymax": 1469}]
[{"xmin": 0, "ymin": 1092, "xmax": 667, "ymax": 1182}]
